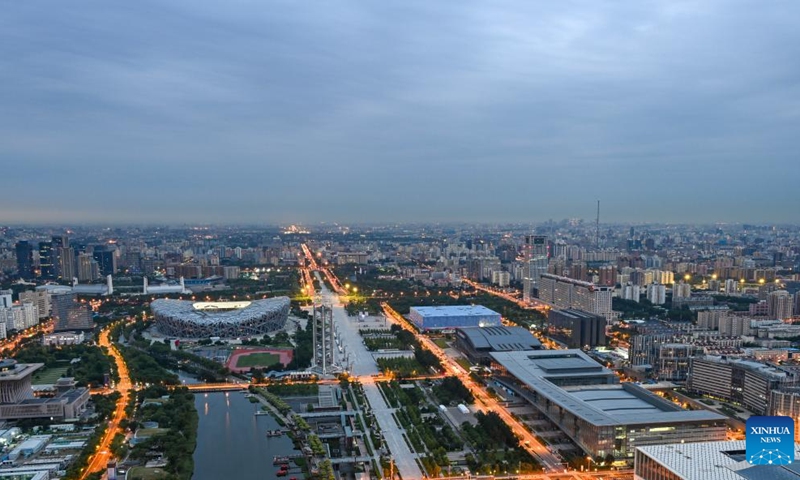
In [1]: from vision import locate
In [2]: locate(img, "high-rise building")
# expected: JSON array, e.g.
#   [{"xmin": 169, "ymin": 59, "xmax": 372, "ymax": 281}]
[
  {"xmin": 522, "ymin": 235, "xmax": 548, "ymax": 302},
  {"xmin": 770, "ymin": 388, "xmax": 800, "ymax": 442},
  {"xmin": 696, "ymin": 308, "xmax": 729, "ymax": 330},
  {"xmin": 50, "ymin": 292, "xmax": 93, "ymax": 332},
  {"xmin": 50, "ymin": 235, "xmax": 69, "ymax": 280},
  {"xmin": 547, "ymin": 309, "xmax": 606, "ymax": 348},
  {"xmin": 688, "ymin": 356, "xmax": 793, "ymax": 415},
  {"xmin": 621, "ymin": 283, "xmax": 640, "ymax": 302},
  {"xmin": 767, "ymin": 290, "xmax": 793, "ymax": 320},
  {"xmin": 77, "ymin": 253, "xmax": 99, "ymax": 282},
  {"xmin": 38, "ymin": 241, "xmax": 54, "ymax": 279},
  {"xmin": 92, "ymin": 247, "xmax": 117, "ymax": 277},
  {"xmin": 672, "ymin": 281, "xmax": 691, "ymax": 300},
  {"xmin": 646, "ymin": 283, "xmax": 666, "ymax": 305},
  {"xmin": 0, "ymin": 303, "xmax": 38, "ymax": 332},
  {"xmin": 539, "ymin": 273, "xmax": 613, "ymax": 318},
  {"xmin": 15, "ymin": 241, "xmax": 34, "ymax": 280},
  {"xmin": 58, "ymin": 246, "xmax": 76, "ymax": 281},
  {"xmin": 598, "ymin": 265, "xmax": 616, "ymax": 286},
  {"xmin": 724, "ymin": 279, "xmax": 739, "ymax": 294},
  {"xmin": 657, "ymin": 344, "xmax": 703, "ymax": 381},
  {"xmin": 0, "ymin": 290, "xmax": 11, "ymax": 309},
  {"xmin": 19, "ymin": 290, "xmax": 50, "ymax": 319}
]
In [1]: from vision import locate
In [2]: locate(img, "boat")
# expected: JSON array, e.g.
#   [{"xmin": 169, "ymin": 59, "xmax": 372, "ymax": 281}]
[
  {"xmin": 254, "ymin": 411, "xmax": 271, "ymax": 416},
  {"xmin": 266, "ymin": 429, "xmax": 283, "ymax": 437},
  {"xmin": 276, "ymin": 470, "xmax": 288, "ymax": 477},
  {"xmin": 273, "ymin": 456, "xmax": 290, "ymax": 465}
]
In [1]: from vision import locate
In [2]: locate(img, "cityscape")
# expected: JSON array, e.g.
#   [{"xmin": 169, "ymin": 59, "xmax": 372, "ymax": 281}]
[
  {"xmin": 0, "ymin": 222, "xmax": 797, "ymax": 480},
  {"xmin": 2, "ymin": 2, "xmax": 800, "ymax": 480}
]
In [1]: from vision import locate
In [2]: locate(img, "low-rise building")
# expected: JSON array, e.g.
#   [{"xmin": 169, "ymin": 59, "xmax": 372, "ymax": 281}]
[{"xmin": 454, "ymin": 326, "xmax": 541, "ymax": 365}]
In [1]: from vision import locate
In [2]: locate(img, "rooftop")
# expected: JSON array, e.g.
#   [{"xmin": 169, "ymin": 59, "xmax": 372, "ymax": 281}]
[
  {"xmin": 492, "ymin": 350, "xmax": 725, "ymax": 426},
  {"xmin": 637, "ymin": 441, "xmax": 800, "ymax": 480},
  {"xmin": 410, "ymin": 305, "xmax": 500, "ymax": 317},
  {"xmin": 456, "ymin": 326, "xmax": 541, "ymax": 351},
  {"xmin": 150, "ymin": 297, "xmax": 289, "ymax": 325}
]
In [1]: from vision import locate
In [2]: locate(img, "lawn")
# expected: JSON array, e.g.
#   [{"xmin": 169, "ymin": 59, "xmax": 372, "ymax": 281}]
[
  {"xmin": 456, "ymin": 358, "xmax": 472, "ymax": 370},
  {"xmin": 32, "ymin": 366, "xmax": 69, "ymax": 385},
  {"xmin": 235, "ymin": 352, "xmax": 281, "ymax": 368},
  {"xmin": 434, "ymin": 338, "xmax": 450, "ymax": 349},
  {"xmin": 126, "ymin": 466, "xmax": 169, "ymax": 480}
]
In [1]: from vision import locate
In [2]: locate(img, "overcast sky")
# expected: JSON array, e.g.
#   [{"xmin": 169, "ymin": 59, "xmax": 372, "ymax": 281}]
[{"xmin": 1, "ymin": 1, "xmax": 798, "ymax": 225}]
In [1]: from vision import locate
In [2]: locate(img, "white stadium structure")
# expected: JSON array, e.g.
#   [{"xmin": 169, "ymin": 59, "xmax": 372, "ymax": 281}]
[{"xmin": 150, "ymin": 297, "xmax": 290, "ymax": 338}]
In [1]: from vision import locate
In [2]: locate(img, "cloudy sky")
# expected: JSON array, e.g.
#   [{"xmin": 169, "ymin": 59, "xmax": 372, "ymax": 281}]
[{"xmin": 1, "ymin": 1, "xmax": 798, "ymax": 224}]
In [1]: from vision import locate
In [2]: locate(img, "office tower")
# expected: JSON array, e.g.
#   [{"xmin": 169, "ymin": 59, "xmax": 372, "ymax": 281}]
[
  {"xmin": 50, "ymin": 235, "xmax": 68, "ymax": 279},
  {"xmin": 58, "ymin": 247, "xmax": 76, "ymax": 281},
  {"xmin": 539, "ymin": 273, "xmax": 613, "ymax": 318},
  {"xmin": 547, "ymin": 309, "xmax": 606, "ymax": 348},
  {"xmin": 522, "ymin": 235, "xmax": 548, "ymax": 302},
  {"xmin": 646, "ymin": 283, "xmax": 666, "ymax": 305},
  {"xmin": 689, "ymin": 356, "xmax": 793, "ymax": 415},
  {"xmin": 15, "ymin": 241, "xmax": 34, "ymax": 280},
  {"xmin": 51, "ymin": 292, "xmax": 93, "ymax": 332},
  {"xmin": 92, "ymin": 247, "xmax": 117, "ymax": 277},
  {"xmin": 657, "ymin": 344, "xmax": 703, "ymax": 381},
  {"xmin": 767, "ymin": 290, "xmax": 793, "ymax": 320},
  {"xmin": 77, "ymin": 253, "xmax": 99, "ymax": 282},
  {"xmin": 38, "ymin": 241, "xmax": 54, "ymax": 279}
]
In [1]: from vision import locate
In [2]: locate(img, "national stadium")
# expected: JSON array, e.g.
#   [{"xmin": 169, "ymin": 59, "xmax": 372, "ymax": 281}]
[{"xmin": 150, "ymin": 297, "xmax": 290, "ymax": 338}]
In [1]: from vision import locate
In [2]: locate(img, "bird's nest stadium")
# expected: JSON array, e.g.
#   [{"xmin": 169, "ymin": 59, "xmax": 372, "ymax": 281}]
[{"xmin": 150, "ymin": 297, "xmax": 290, "ymax": 338}]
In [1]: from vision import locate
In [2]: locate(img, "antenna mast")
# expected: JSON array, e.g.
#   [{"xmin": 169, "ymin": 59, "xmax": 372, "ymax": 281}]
[{"xmin": 596, "ymin": 200, "xmax": 600, "ymax": 249}]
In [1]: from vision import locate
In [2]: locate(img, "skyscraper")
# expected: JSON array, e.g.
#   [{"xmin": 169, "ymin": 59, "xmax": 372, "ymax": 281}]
[
  {"xmin": 38, "ymin": 241, "xmax": 54, "ymax": 279},
  {"xmin": 522, "ymin": 235, "xmax": 548, "ymax": 302},
  {"xmin": 51, "ymin": 235, "xmax": 72, "ymax": 281},
  {"xmin": 15, "ymin": 241, "xmax": 34, "ymax": 280},
  {"xmin": 77, "ymin": 253, "xmax": 99, "ymax": 282},
  {"xmin": 92, "ymin": 247, "xmax": 117, "ymax": 277}
]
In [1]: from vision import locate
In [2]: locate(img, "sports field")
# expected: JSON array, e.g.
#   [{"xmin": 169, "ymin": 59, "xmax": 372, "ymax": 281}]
[
  {"xmin": 226, "ymin": 348, "xmax": 293, "ymax": 373},
  {"xmin": 235, "ymin": 352, "xmax": 280, "ymax": 368}
]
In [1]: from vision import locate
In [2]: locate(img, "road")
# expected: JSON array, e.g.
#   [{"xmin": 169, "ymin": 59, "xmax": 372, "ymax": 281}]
[
  {"xmin": 302, "ymin": 244, "xmax": 631, "ymax": 479},
  {"xmin": 381, "ymin": 303, "xmax": 566, "ymax": 473},
  {"xmin": 463, "ymin": 279, "xmax": 551, "ymax": 312},
  {"xmin": 0, "ymin": 321, "xmax": 53, "ymax": 353},
  {"xmin": 311, "ymin": 274, "xmax": 424, "ymax": 480},
  {"xmin": 80, "ymin": 324, "xmax": 133, "ymax": 480}
]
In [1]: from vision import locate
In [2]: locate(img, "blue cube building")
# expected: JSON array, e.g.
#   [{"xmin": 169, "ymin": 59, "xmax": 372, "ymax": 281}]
[{"xmin": 408, "ymin": 305, "xmax": 502, "ymax": 331}]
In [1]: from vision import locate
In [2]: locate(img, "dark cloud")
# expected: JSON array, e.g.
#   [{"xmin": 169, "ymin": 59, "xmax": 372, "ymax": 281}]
[{"xmin": 1, "ymin": 1, "xmax": 798, "ymax": 224}]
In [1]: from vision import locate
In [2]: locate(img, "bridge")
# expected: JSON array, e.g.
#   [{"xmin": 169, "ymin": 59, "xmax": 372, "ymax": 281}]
[
  {"xmin": 328, "ymin": 456, "xmax": 373, "ymax": 465},
  {"xmin": 295, "ymin": 410, "xmax": 358, "ymax": 418},
  {"xmin": 185, "ymin": 383, "xmax": 248, "ymax": 393}
]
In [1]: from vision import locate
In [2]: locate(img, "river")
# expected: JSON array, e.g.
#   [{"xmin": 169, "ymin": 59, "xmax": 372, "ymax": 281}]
[{"xmin": 193, "ymin": 392, "xmax": 303, "ymax": 480}]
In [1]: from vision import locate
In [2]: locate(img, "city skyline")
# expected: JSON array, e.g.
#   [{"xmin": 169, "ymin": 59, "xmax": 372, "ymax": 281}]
[{"xmin": 2, "ymin": 1, "xmax": 799, "ymax": 224}]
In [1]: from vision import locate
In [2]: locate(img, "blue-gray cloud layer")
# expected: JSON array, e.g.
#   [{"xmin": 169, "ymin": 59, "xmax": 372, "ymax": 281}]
[{"xmin": 1, "ymin": 1, "xmax": 798, "ymax": 224}]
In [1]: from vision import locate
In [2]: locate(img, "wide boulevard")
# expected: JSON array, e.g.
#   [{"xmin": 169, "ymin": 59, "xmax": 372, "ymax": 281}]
[{"xmin": 80, "ymin": 324, "xmax": 132, "ymax": 479}]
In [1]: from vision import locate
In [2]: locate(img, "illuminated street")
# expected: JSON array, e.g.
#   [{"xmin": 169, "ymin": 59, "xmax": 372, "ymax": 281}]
[{"xmin": 80, "ymin": 325, "xmax": 132, "ymax": 480}]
